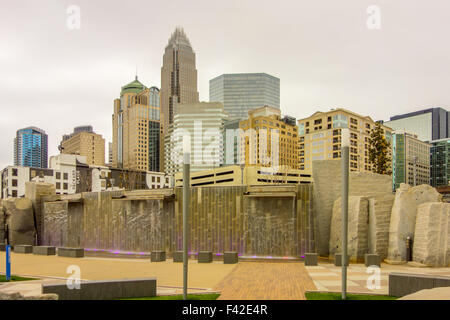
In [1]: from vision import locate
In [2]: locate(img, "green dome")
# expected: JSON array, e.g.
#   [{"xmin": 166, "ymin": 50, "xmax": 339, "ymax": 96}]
[{"xmin": 121, "ymin": 76, "xmax": 146, "ymax": 95}]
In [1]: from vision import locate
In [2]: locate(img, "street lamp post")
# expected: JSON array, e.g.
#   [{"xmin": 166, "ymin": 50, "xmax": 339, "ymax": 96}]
[
  {"xmin": 182, "ymin": 135, "xmax": 191, "ymax": 301},
  {"xmin": 341, "ymin": 128, "xmax": 350, "ymax": 300}
]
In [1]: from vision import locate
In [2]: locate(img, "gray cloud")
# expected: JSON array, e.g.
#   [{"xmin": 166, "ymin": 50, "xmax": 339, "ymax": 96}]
[{"xmin": 1, "ymin": 0, "xmax": 449, "ymax": 169}]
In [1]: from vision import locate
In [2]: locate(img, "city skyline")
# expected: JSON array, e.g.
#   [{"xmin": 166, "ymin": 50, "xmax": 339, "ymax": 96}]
[{"xmin": 2, "ymin": 0, "xmax": 450, "ymax": 169}]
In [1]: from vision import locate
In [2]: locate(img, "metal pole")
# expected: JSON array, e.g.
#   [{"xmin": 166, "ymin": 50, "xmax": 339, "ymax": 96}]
[
  {"xmin": 182, "ymin": 135, "xmax": 191, "ymax": 301},
  {"xmin": 341, "ymin": 128, "xmax": 350, "ymax": 300},
  {"xmin": 6, "ymin": 244, "xmax": 11, "ymax": 281}
]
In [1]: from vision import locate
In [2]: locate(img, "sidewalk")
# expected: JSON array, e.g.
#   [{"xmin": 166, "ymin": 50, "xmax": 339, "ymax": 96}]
[{"xmin": 305, "ymin": 262, "xmax": 450, "ymax": 295}]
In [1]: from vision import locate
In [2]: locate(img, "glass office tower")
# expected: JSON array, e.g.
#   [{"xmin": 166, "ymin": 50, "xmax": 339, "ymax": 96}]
[
  {"xmin": 14, "ymin": 126, "xmax": 48, "ymax": 168},
  {"xmin": 209, "ymin": 73, "xmax": 280, "ymax": 120}
]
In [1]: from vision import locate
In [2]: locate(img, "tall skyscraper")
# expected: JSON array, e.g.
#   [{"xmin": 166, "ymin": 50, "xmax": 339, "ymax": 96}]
[
  {"xmin": 112, "ymin": 78, "xmax": 163, "ymax": 172},
  {"xmin": 59, "ymin": 125, "xmax": 106, "ymax": 166},
  {"xmin": 209, "ymin": 73, "xmax": 280, "ymax": 120},
  {"xmin": 384, "ymin": 107, "xmax": 450, "ymax": 142},
  {"xmin": 430, "ymin": 138, "xmax": 450, "ymax": 187},
  {"xmin": 14, "ymin": 126, "xmax": 48, "ymax": 168},
  {"xmin": 161, "ymin": 27, "xmax": 199, "ymax": 135}
]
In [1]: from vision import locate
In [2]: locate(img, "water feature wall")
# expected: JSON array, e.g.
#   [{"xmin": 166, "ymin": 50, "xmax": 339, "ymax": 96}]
[{"xmin": 41, "ymin": 185, "xmax": 314, "ymax": 257}]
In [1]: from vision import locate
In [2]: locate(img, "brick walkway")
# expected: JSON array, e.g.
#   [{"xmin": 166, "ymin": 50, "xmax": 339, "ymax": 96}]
[{"xmin": 213, "ymin": 262, "xmax": 317, "ymax": 300}]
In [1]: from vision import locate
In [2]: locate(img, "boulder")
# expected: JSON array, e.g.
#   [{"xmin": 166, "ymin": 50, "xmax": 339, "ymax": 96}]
[
  {"xmin": 413, "ymin": 202, "xmax": 449, "ymax": 267},
  {"xmin": 329, "ymin": 196, "xmax": 369, "ymax": 262},
  {"xmin": 3, "ymin": 198, "xmax": 36, "ymax": 246},
  {"xmin": 25, "ymin": 182, "xmax": 55, "ymax": 245},
  {"xmin": 386, "ymin": 184, "xmax": 442, "ymax": 264}
]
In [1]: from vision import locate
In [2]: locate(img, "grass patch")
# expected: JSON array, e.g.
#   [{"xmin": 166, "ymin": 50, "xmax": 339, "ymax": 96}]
[
  {"xmin": 121, "ymin": 293, "xmax": 220, "ymax": 300},
  {"xmin": 306, "ymin": 292, "xmax": 397, "ymax": 300},
  {"xmin": 0, "ymin": 275, "xmax": 37, "ymax": 282}
]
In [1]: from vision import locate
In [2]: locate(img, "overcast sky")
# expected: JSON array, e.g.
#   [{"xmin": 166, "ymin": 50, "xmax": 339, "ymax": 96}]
[{"xmin": 1, "ymin": 0, "xmax": 449, "ymax": 169}]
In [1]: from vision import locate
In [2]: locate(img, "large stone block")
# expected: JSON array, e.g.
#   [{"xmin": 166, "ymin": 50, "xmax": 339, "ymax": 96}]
[
  {"xmin": 172, "ymin": 251, "xmax": 183, "ymax": 262},
  {"xmin": 329, "ymin": 196, "xmax": 369, "ymax": 262},
  {"xmin": 224, "ymin": 252, "xmax": 238, "ymax": 264},
  {"xmin": 198, "ymin": 251, "xmax": 213, "ymax": 263},
  {"xmin": 334, "ymin": 253, "xmax": 349, "ymax": 266},
  {"xmin": 57, "ymin": 247, "xmax": 84, "ymax": 258},
  {"xmin": 14, "ymin": 245, "xmax": 33, "ymax": 254},
  {"xmin": 42, "ymin": 278, "xmax": 157, "ymax": 300},
  {"xmin": 25, "ymin": 182, "xmax": 56, "ymax": 245},
  {"xmin": 312, "ymin": 160, "xmax": 393, "ymax": 257},
  {"xmin": 33, "ymin": 246, "xmax": 56, "ymax": 255},
  {"xmin": 368, "ymin": 196, "xmax": 395, "ymax": 260},
  {"xmin": 150, "ymin": 251, "xmax": 166, "ymax": 262},
  {"xmin": 364, "ymin": 253, "xmax": 381, "ymax": 267},
  {"xmin": 389, "ymin": 273, "xmax": 450, "ymax": 297},
  {"xmin": 413, "ymin": 202, "xmax": 449, "ymax": 267},
  {"xmin": 387, "ymin": 184, "xmax": 442, "ymax": 264},
  {"xmin": 2, "ymin": 198, "xmax": 36, "ymax": 246},
  {"xmin": 304, "ymin": 253, "xmax": 318, "ymax": 266}
]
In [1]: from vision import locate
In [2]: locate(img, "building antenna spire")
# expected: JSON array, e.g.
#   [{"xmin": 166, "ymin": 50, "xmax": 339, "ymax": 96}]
[{"xmin": 135, "ymin": 66, "xmax": 138, "ymax": 80}]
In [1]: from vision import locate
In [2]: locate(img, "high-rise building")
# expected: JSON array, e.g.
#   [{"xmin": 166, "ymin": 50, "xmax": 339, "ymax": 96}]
[
  {"xmin": 161, "ymin": 27, "xmax": 199, "ymax": 135},
  {"xmin": 392, "ymin": 130, "xmax": 431, "ymax": 190},
  {"xmin": 112, "ymin": 78, "xmax": 163, "ymax": 172},
  {"xmin": 14, "ymin": 126, "xmax": 48, "ymax": 168},
  {"xmin": 164, "ymin": 102, "xmax": 228, "ymax": 175},
  {"xmin": 237, "ymin": 106, "xmax": 299, "ymax": 169},
  {"xmin": 384, "ymin": 107, "xmax": 450, "ymax": 142},
  {"xmin": 297, "ymin": 108, "xmax": 393, "ymax": 173},
  {"xmin": 430, "ymin": 138, "xmax": 450, "ymax": 187},
  {"xmin": 59, "ymin": 126, "xmax": 106, "ymax": 166},
  {"xmin": 209, "ymin": 73, "xmax": 280, "ymax": 120}
]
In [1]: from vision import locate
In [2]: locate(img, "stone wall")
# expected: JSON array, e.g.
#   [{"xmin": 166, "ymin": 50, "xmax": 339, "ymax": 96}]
[
  {"xmin": 312, "ymin": 160, "xmax": 393, "ymax": 256},
  {"xmin": 413, "ymin": 202, "xmax": 449, "ymax": 267},
  {"xmin": 387, "ymin": 184, "xmax": 442, "ymax": 263},
  {"xmin": 329, "ymin": 196, "xmax": 369, "ymax": 262},
  {"xmin": 2, "ymin": 198, "xmax": 36, "ymax": 245},
  {"xmin": 41, "ymin": 185, "xmax": 314, "ymax": 257}
]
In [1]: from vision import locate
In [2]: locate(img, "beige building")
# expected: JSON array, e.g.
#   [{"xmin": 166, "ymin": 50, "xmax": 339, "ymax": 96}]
[
  {"xmin": 161, "ymin": 27, "xmax": 199, "ymax": 135},
  {"xmin": 112, "ymin": 78, "xmax": 163, "ymax": 172},
  {"xmin": 392, "ymin": 130, "xmax": 431, "ymax": 189},
  {"xmin": 297, "ymin": 108, "xmax": 393, "ymax": 172},
  {"xmin": 174, "ymin": 165, "xmax": 312, "ymax": 187},
  {"xmin": 60, "ymin": 126, "xmax": 105, "ymax": 166},
  {"xmin": 238, "ymin": 106, "xmax": 300, "ymax": 169}
]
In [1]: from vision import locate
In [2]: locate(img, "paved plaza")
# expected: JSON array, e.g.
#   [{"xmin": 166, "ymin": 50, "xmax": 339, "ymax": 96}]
[{"xmin": 0, "ymin": 252, "xmax": 449, "ymax": 299}]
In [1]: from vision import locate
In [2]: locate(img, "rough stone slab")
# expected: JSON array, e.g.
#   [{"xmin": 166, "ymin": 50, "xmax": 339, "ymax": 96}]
[
  {"xmin": 389, "ymin": 273, "xmax": 450, "ymax": 297},
  {"xmin": 387, "ymin": 184, "xmax": 442, "ymax": 263},
  {"xmin": 198, "ymin": 251, "xmax": 213, "ymax": 263},
  {"xmin": 2, "ymin": 198, "xmax": 36, "ymax": 246},
  {"xmin": 413, "ymin": 202, "xmax": 449, "ymax": 267},
  {"xmin": 364, "ymin": 254, "xmax": 381, "ymax": 267},
  {"xmin": 312, "ymin": 160, "xmax": 393, "ymax": 257},
  {"xmin": 334, "ymin": 253, "xmax": 349, "ymax": 266},
  {"xmin": 305, "ymin": 253, "xmax": 318, "ymax": 266},
  {"xmin": 33, "ymin": 246, "xmax": 56, "ymax": 255},
  {"xmin": 42, "ymin": 278, "xmax": 157, "ymax": 300},
  {"xmin": 172, "ymin": 251, "xmax": 183, "ymax": 262},
  {"xmin": 13, "ymin": 245, "xmax": 33, "ymax": 254},
  {"xmin": 224, "ymin": 252, "xmax": 238, "ymax": 264},
  {"xmin": 57, "ymin": 247, "xmax": 84, "ymax": 258},
  {"xmin": 329, "ymin": 196, "xmax": 369, "ymax": 262},
  {"xmin": 150, "ymin": 251, "xmax": 166, "ymax": 262}
]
